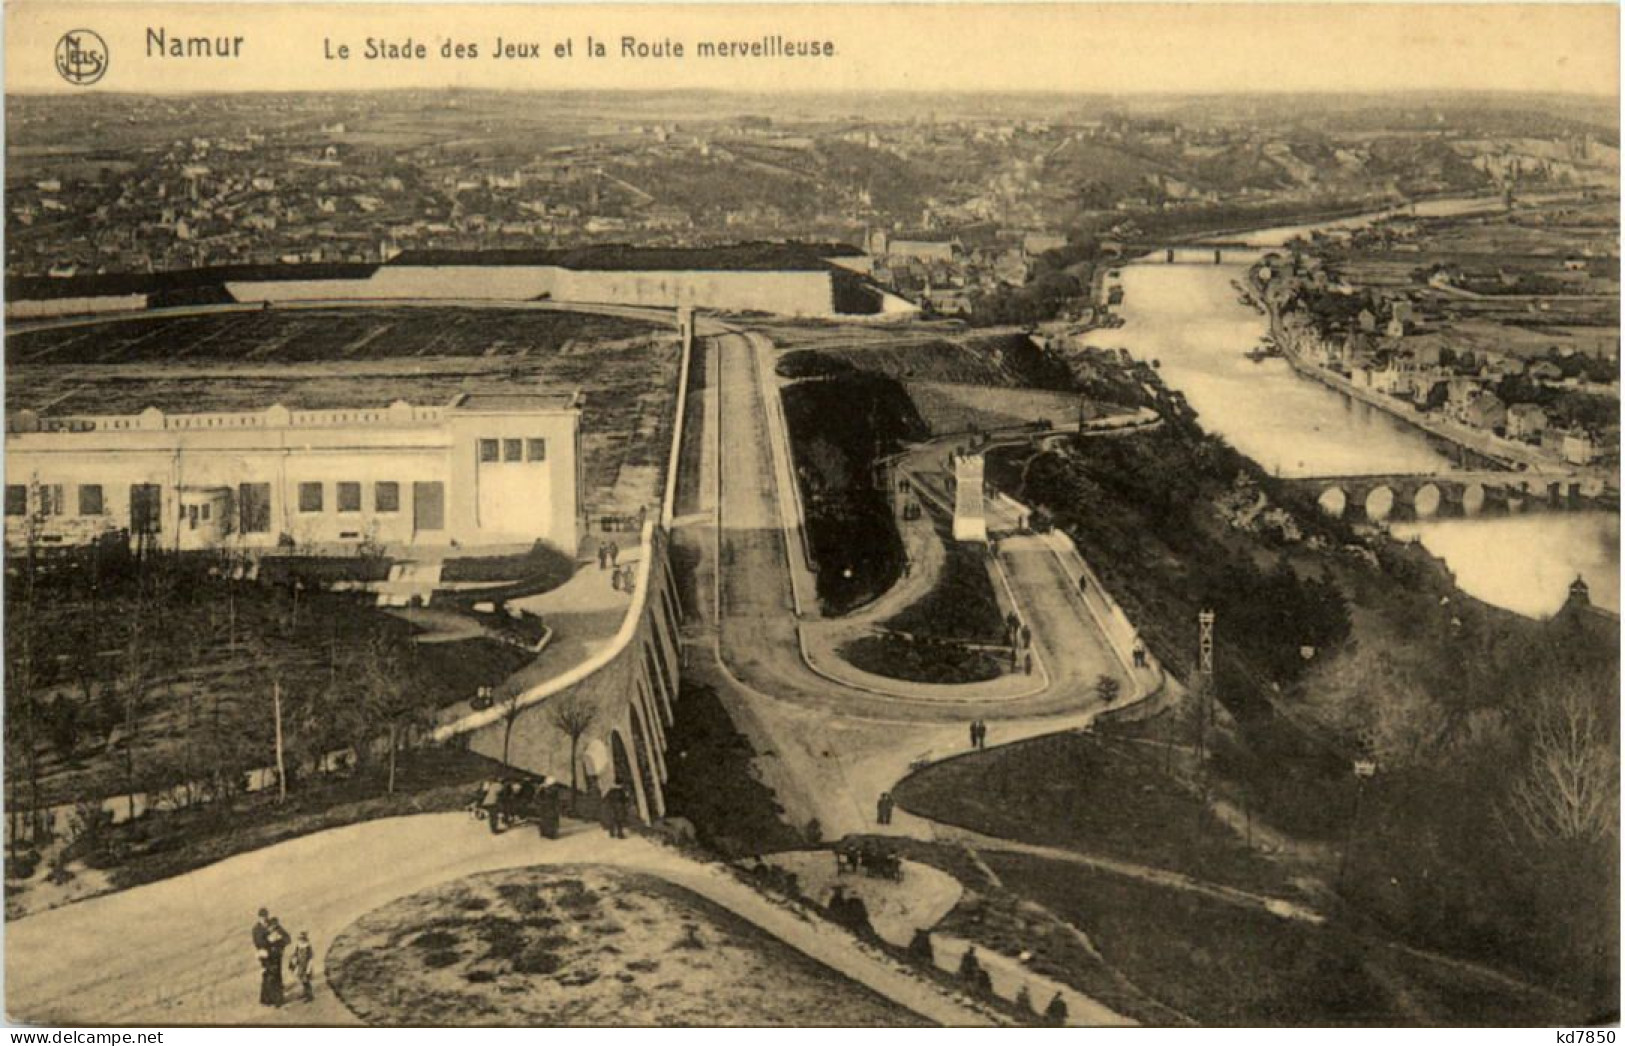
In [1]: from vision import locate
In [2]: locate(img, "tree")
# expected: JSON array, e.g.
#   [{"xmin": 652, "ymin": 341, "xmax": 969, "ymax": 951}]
[
  {"xmin": 1509, "ymin": 677, "xmax": 1618, "ymax": 845},
  {"xmin": 547, "ymin": 690, "xmax": 600, "ymax": 803},
  {"xmin": 354, "ymin": 628, "xmax": 434, "ymax": 795},
  {"xmin": 497, "ymin": 680, "xmax": 527, "ymax": 768}
]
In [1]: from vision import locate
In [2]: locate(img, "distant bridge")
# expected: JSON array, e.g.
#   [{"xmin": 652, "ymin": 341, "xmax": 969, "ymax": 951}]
[
  {"xmin": 1115, "ymin": 243, "xmax": 1255, "ymax": 265},
  {"xmin": 1285, "ymin": 470, "xmax": 1606, "ymax": 522}
]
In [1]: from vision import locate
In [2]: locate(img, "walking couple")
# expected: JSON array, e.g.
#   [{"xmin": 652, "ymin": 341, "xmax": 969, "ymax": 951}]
[
  {"xmin": 968, "ymin": 719, "xmax": 989, "ymax": 750},
  {"xmin": 253, "ymin": 908, "xmax": 314, "ymax": 1007}
]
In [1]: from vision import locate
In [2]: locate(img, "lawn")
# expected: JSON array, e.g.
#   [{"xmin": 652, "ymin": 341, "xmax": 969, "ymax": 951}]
[
  {"xmin": 840, "ymin": 635, "xmax": 1004, "ymax": 686},
  {"xmin": 881, "ymin": 508, "xmax": 1007, "ymax": 645},
  {"xmin": 982, "ymin": 852, "xmax": 1581, "ymax": 1026},
  {"xmin": 892, "ymin": 733, "xmax": 1291, "ymax": 896},
  {"xmin": 326, "ymin": 865, "xmax": 931, "ymax": 1026}
]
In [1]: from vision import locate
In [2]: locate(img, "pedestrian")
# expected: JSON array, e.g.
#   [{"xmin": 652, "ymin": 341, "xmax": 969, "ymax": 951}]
[
  {"xmin": 252, "ymin": 909, "xmax": 278, "ymax": 1007},
  {"xmin": 608, "ymin": 541, "xmax": 620, "ymax": 567},
  {"xmin": 1024, "ymin": 651, "xmax": 1033, "ymax": 676},
  {"xmin": 533, "ymin": 782, "xmax": 561, "ymax": 840},
  {"xmin": 1132, "ymin": 639, "xmax": 1147, "ymax": 669},
  {"xmin": 261, "ymin": 916, "xmax": 290, "ymax": 1007},
  {"xmin": 1044, "ymin": 991, "xmax": 1069, "ymax": 1027},
  {"xmin": 977, "ymin": 720, "xmax": 989, "ymax": 749},
  {"xmin": 1079, "ymin": 573, "xmax": 1089, "ymax": 593},
  {"xmin": 605, "ymin": 784, "xmax": 629, "ymax": 839},
  {"xmin": 968, "ymin": 721, "xmax": 979, "ymax": 749},
  {"xmin": 597, "ymin": 542, "xmax": 608, "ymax": 570},
  {"xmin": 876, "ymin": 791, "xmax": 892, "ymax": 826},
  {"xmin": 481, "ymin": 777, "xmax": 505, "ymax": 833},
  {"xmin": 1020, "ymin": 624, "xmax": 1032, "ymax": 649},
  {"xmin": 611, "ymin": 566, "xmax": 623, "ymax": 592},
  {"xmin": 288, "ymin": 932, "xmax": 315, "ymax": 1003}
]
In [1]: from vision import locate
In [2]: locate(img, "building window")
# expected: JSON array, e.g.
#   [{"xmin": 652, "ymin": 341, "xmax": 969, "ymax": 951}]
[
  {"xmin": 337, "ymin": 482, "xmax": 361, "ymax": 513},
  {"xmin": 503, "ymin": 438, "xmax": 523, "ymax": 462},
  {"xmin": 78, "ymin": 484, "xmax": 104, "ymax": 516},
  {"xmin": 479, "ymin": 438, "xmax": 500, "ymax": 463},
  {"xmin": 39, "ymin": 485, "xmax": 65, "ymax": 517},
  {"xmin": 4, "ymin": 485, "xmax": 25, "ymax": 517},
  {"xmin": 298, "ymin": 482, "xmax": 323, "ymax": 513},
  {"xmin": 239, "ymin": 483, "xmax": 272, "ymax": 533},
  {"xmin": 375, "ymin": 481, "xmax": 400, "ymax": 513},
  {"xmin": 527, "ymin": 438, "xmax": 547, "ymax": 462}
]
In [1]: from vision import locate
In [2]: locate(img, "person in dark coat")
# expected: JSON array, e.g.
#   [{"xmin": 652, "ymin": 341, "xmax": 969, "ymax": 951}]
[
  {"xmin": 259, "ymin": 915, "xmax": 290, "ymax": 1007},
  {"xmin": 968, "ymin": 720, "xmax": 979, "ymax": 749},
  {"xmin": 607, "ymin": 541, "xmax": 620, "ymax": 568},
  {"xmin": 533, "ymin": 783, "xmax": 561, "ymax": 840},
  {"xmin": 605, "ymin": 784, "xmax": 630, "ymax": 839},
  {"xmin": 252, "ymin": 909, "xmax": 277, "ymax": 1006}
]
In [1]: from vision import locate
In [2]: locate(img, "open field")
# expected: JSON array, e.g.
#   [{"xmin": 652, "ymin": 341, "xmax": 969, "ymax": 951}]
[
  {"xmin": 326, "ymin": 865, "xmax": 931, "ymax": 1026},
  {"xmin": 6, "ymin": 308, "xmax": 678, "ymax": 512},
  {"xmin": 893, "ymin": 733, "xmax": 1293, "ymax": 896}
]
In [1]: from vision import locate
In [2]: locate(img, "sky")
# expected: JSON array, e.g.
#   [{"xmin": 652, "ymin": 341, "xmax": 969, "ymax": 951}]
[{"xmin": 6, "ymin": 2, "xmax": 1619, "ymax": 98}]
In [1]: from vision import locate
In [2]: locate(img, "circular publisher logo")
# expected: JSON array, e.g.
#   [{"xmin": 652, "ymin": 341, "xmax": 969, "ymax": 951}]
[{"xmin": 55, "ymin": 29, "xmax": 108, "ymax": 86}]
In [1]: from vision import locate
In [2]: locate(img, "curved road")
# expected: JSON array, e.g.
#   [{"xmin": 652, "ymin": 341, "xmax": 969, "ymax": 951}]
[
  {"xmin": 4, "ymin": 814, "xmax": 992, "ymax": 1027},
  {"xmin": 705, "ymin": 326, "xmax": 1130, "ymax": 722}
]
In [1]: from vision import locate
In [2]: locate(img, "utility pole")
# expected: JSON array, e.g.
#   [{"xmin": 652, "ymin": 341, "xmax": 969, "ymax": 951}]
[{"xmin": 1194, "ymin": 609, "xmax": 1215, "ymax": 765}]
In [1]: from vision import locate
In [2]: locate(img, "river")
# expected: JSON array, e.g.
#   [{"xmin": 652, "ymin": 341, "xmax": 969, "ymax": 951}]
[{"xmin": 1080, "ymin": 207, "xmax": 1618, "ymax": 618}]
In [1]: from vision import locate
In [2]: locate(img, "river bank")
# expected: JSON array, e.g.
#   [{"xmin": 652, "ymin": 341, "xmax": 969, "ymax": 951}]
[{"xmin": 1243, "ymin": 267, "xmax": 1586, "ymax": 476}]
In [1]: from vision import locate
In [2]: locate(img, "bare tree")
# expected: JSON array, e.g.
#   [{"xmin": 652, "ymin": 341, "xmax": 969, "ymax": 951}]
[
  {"xmin": 546, "ymin": 691, "xmax": 600, "ymax": 804},
  {"xmin": 497, "ymin": 681, "xmax": 527, "ymax": 768},
  {"xmin": 1509, "ymin": 679, "xmax": 1618, "ymax": 845}
]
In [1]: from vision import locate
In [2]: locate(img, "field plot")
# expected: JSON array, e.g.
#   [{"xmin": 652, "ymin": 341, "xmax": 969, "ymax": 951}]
[
  {"xmin": 327, "ymin": 865, "xmax": 929, "ymax": 1026},
  {"xmin": 6, "ymin": 308, "xmax": 677, "ymax": 512}
]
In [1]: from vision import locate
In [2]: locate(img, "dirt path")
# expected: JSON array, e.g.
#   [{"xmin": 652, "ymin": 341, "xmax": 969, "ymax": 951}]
[
  {"xmin": 4, "ymin": 815, "xmax": 992, "ymax": 1028},
  {"xmin": 911, "ymin": 819, "xmax": 1325, "ymax": 925}
]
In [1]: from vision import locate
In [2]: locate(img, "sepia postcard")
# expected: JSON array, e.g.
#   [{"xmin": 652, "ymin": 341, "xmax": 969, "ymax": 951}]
[{"xmin": 1, "ymin": 0, "xmax": 1619, "ymax": 1032}]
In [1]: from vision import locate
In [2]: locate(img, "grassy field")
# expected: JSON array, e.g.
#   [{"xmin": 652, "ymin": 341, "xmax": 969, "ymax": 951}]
[
  {"xmin": 982, "ymin": 853, "xmax": 1581, "ymax": 1026},
  {"xmin": 893, "ymin": 733, "xmax": 1293, "ymax": 896},
  {"xmin": 6, "ymin": 307, "xmax": 678, "ymax": 512},
  {"xmin": 839, "ymin": 634, "xmax": 1004, "ymax": 686},
  {"xmin": 326, "ymin": 865, "xmax": 931, "ymax": 1026}
]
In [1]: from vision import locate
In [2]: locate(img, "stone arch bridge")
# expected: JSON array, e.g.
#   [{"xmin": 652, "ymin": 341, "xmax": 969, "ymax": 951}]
[{"xmin": 1292, "ymin": 470, "xmax": 1604, "ymax": 523}]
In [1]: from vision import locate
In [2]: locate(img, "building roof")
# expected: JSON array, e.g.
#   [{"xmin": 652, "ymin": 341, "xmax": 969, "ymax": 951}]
[
  {"xmin": 450, "ymin": 392, "xmax": 580, "ymax": 413},
  {"xmin": 5, "ymin": 242, "xmax": 866, "ymax": 303}
]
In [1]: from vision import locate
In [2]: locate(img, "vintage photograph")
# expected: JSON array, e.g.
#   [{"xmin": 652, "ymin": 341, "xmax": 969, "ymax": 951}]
[{"xmin": 1, "ymin": 0, "xmax": 1619, "ymax": 1030}]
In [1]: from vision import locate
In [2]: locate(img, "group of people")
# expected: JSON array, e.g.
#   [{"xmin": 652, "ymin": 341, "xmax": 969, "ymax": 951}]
[
  {"xmin": 472, "ymin": 776, "xmax": 562, "ymax": 839},
  {"xmin": 969, "ymin": 719, "xmax": 990, "ymax": 750},
  {"xmin": 835, "ymin": 838, "xmax": 904, "ymax": 881},
  {"xmin": 1004, "ymin": 613, "xmax": 1034, "ymax": 675},
  {"xmin": 597, "ymin": 540, "xmax": 637, "ymax": 594},
  {"xmin": 874, "ymin": 790, "xmax": 896, "ymax": 825},
  {"xmin": 252, "ymin": 908, "xmax": 314, "ymax": 1007}
]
